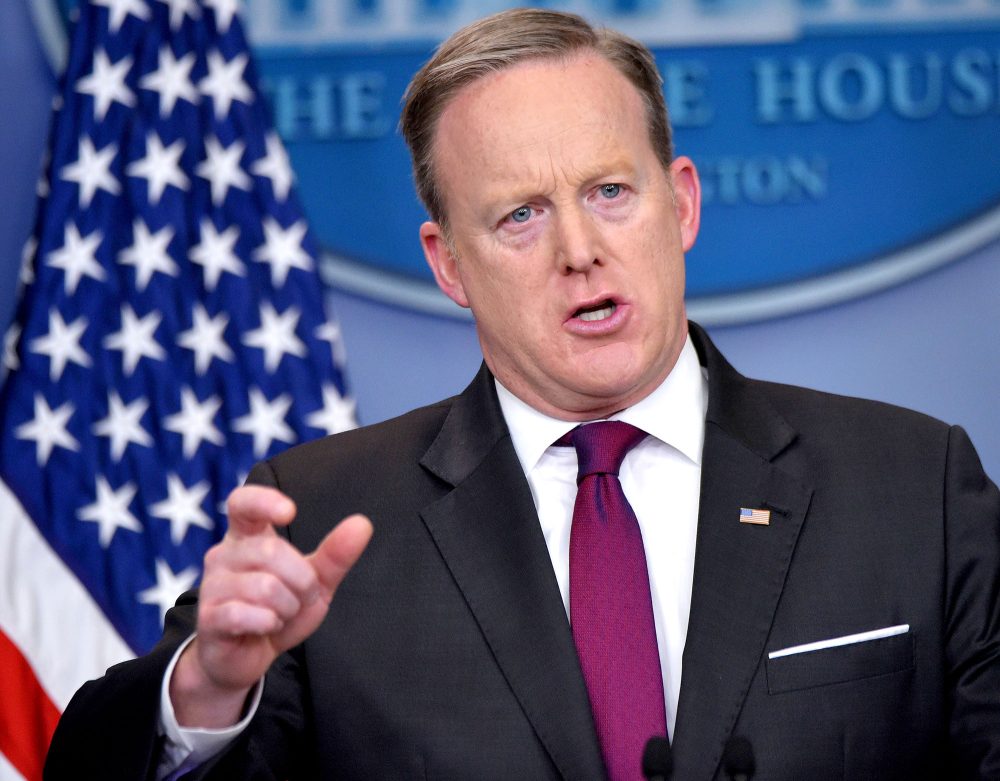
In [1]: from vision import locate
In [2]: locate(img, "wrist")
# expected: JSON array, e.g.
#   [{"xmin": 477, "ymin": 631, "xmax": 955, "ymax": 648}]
[{"xmin": 169, "ymin": 640, "xmax": 253, "ymax": 729}]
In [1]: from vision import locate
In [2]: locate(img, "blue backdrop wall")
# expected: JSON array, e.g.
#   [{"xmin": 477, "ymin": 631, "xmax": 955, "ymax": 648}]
[{"xmin": 2, "ymin": 0, "xmax": 998, "ymax": 478}]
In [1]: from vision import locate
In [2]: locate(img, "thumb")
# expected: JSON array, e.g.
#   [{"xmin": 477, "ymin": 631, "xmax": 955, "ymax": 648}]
[{"xmin": 308, "ymin": 514, "xmax": 373, "ymax": 597}]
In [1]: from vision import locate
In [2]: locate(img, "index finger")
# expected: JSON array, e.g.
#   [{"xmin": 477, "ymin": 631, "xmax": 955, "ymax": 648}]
[{"xmin": 225, "ymin": 485, "xmax": 297, "ymax": 539}]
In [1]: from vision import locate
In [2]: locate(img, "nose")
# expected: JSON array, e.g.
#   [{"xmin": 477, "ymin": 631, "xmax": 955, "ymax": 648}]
[{"xmin": 554, "ymin": 206, "xmax": 602, "ymax": 274}]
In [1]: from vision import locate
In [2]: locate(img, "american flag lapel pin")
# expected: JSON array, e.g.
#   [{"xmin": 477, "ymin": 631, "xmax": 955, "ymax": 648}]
[{"xmin": 740, "ymin": 507, "xmax": 771, "ymax": 526}]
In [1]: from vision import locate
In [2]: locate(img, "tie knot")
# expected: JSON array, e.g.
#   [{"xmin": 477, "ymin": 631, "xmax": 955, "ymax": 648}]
[{"xmin": 564, "ymin": 421, "xmax": 647, "ymax": 482}]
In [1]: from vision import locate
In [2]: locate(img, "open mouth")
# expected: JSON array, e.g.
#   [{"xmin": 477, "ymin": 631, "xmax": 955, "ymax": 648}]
[{"xmin": 574, "ymin": 299, "xmax": 617, "ymax": 322}]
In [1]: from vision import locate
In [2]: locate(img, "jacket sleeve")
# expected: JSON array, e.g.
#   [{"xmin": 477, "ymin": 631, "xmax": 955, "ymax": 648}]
[
  {"xmin": 943, "ymin": 425, "xmax": 1000, "ymax": 778},
  {"xmin": 44, "ymin": 460, "xmax": 312, "ymax": 781},
  {"xmin": 43, "ymin": 593, "xmax": 198, "ymax": 781}
]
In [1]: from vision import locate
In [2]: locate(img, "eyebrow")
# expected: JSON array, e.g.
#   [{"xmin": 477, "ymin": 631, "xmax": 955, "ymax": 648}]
[{"xmin": 479, "ymin": 156, "xmax": 641, "ymax": 214}]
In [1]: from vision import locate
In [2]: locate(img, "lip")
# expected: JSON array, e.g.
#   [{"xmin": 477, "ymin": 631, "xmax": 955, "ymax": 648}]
[{"xmin": 563, "ymin": 295, "xmax": 630, "ymax": 336}]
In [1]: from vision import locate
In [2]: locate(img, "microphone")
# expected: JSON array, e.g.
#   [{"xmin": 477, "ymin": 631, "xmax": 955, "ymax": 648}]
[
  {"xmin": 722, "ymin": 736, "xmax": 756, "ymax": 781},
  {"xmin": 642, "ymin": 735, "xmax": 672, "ymax": 780}
]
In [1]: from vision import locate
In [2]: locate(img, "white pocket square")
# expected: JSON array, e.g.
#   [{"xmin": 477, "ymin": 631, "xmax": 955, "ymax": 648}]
[{"xmin": 768, "ymin": 624, "xmax": 910, "ymax": 660}]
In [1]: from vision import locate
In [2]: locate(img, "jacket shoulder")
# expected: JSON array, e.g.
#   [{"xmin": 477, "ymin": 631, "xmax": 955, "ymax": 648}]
[
  {"xmin": 267, "ymin": 395, "xmax": 455, "ymax": 479},
  {"xmin": 745, "ymin": 377, "xmax": 969, "ymax": 488},
  {"xmin": 754, "ymin": 377, "xmax": 952, "ymax": 444}
]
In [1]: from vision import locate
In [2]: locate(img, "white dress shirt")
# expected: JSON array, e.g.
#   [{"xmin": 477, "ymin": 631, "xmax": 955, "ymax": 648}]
[
  {"xmin": 495, "ymin": 335, "xmax": 707, "ymax": 737},
  {"xmin": 158, "ymin": 336, "xmax": 707, "ymax": 774}
]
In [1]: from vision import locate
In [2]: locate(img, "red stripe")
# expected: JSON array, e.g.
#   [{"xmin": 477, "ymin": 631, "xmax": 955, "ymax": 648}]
[{"xmin": 0, "ymin": 628, "xmax": 62, "ymax": 781}]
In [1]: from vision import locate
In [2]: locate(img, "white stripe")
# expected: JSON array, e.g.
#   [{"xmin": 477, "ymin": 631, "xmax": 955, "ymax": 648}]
[
  {"xmin": 26, "ymin": 0, "xmax": 68, "ymax": 78},
  {"xmin": 0, "ymin": 748, "xmax": 28, "ymax": 781},
  {"xmin": 768, "ymin": 624, "xmax": 910, "ymax": 660},
  {"xmin": 0, "ymin": 478, "xmax": 133, "ymax": 710}
]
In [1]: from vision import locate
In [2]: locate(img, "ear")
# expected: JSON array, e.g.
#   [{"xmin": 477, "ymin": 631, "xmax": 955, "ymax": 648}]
[
  {"xmin": 669, "ymin": 156, "xmax": 702, "ymax": 253},
  {"xmin": 420, "ymin": 221, "xmax": 470, "ymax": 308}
]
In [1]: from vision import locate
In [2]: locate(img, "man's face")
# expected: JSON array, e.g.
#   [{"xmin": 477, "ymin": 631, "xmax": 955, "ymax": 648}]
[{"xmin": 420, "ymin": 52, "xmax": 701, "ymax": 420}]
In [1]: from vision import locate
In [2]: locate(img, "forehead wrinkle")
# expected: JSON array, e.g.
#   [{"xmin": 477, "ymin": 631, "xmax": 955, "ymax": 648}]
[
  {"xmin": 433, "ymin": 53, "xmax": 652, "ymax": 222},
  {"xmin": 490, "ymin": 120, "xmax": 629, "ymax": 199}
]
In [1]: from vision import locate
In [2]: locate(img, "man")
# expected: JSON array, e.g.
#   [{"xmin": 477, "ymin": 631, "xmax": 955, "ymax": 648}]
[{"xmin": 46, "ymin": 8, "xmax": 1000, "ymax": 780}]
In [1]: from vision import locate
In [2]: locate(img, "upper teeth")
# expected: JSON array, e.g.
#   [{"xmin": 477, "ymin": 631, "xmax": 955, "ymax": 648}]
[{"xmin": 579, "ymin": 304, "xmax": 615, "ymax": 322}]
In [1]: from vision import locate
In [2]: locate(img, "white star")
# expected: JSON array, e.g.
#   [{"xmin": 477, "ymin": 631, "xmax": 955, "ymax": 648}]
[
  {"xmin": 29, "ymin": 309, "xmax": 92, "ymax": 381},
  {"xmin": 103, "ymin": 304, "xmax": 166, "ymax": 376},
  {"xmin": 243, "ymin": 302, "xmax": 306, "ymax": 373},
  {"xmin": 188, "ymin": 220, "xmax": 244, "ymax": 291},
  {"xmin": 78, "ymin": 476, "xmax": 142, "ymax": 548},
  {"xmin": 92, "ymin": 0, "xmax": 151, "ymax": 33},
  {"xmin": 203, "ymin": 0, "xmax": 241, "ymax": 33},
  {"xmin": 149, "ymin": 474, "xmax": 214, "ymax": 545},
  {"xmin": 233, "ymin": 388, "xmax": 295, "ymax": 458},
  {"xmin": 163, "ymin": 387, "xmax": 224, "ymax": 458},
  {"xmin": 251, "ymin": 132, "xmax": 294, "ymax": 201},
  {"xmin": 45, "ymin": 222, "xmax": 105, "ymax": 295},
  {"xmin": 60, "ymin": 137, "xmax": 120, "ymax": 208},
  {"xmin": 93, "ymin": 390, "xmax": 153, "ymax": 460},
  {"xmin": 138, "ymin": 559, "xmax": 199, "ymax": 628},
  {"xmin": 155, "ymin": 0, "xmax": 200, "ymax": 29},
  {"xmin": 139, "ymin": 47, "xmax": 198, "ymax": 117},
  {"xmin": 3, "ymin": 323, "xmax": 21, "ymax": 373},
  {"xmin": 199, "ymin": 50, "xmax": 252, "ymax": 120},
  {"xmin": 315, "ymin": 320, "xmax": 348, "ymax": 367},
  {"xmin": 15, "ymin": 394, "xmax": 80, "ymax": 466},
  {"xmin": 253, "ymin": 218, "xmax": 312, "ymax": 287},
  {"xmin": 177, "ymin": 304, "xmax": 234, "ymax": 374},
  {"xmin": 126, "ymin": 133, "xmax": 189, "ymax": 205},
  {"xmin": 196, "ymin": 136, "xmax": 251, "ymax": 206},
  {"xmin": 306, "ymin": 384, "xmax": 357, "ymax": 436},
  {"xmin": 75, "ymin": 49, "xmax": 135, "ymax": 121},
  {"xmin": 117, "ymin": 219, "xmax": 178, "ymax": 291}
]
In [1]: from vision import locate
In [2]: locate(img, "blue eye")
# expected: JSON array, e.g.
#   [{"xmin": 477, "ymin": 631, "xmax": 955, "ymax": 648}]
[
  {"xmin": 600, "ymin": 183, "xmax": 621, "ymax": 199},
  {"xmin": 510, "ymin": 206, "xmax": 532, "ymax": 223}
]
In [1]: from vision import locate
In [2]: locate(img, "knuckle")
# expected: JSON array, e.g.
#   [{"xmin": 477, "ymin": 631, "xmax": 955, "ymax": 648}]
[
  {"xmin": 257, "ymin": 535, "xmax": 284, "ymax": 561},
  {"xmin": 254, "ymin": 573, "xmax": 280, "ymax": 603},
  {"xmin": 224, "ymin": 489, "xmax": 242, "ymax": 518},
  {"xmin": 217, "ymin": 607, "xmax": 241, "ymax": 635},
  {"xmin": 216, "ymin": 601, "xmax": 251, "ymax": 635},
  {"xmin": 200, "ymin": 569, "xmax": 236, "ymax": 601},
  {"xmin": 298, "ymin": 567, "xmax": 319, "ymax": 595},
  {"xmin": 203, "ymin": 543, "xmax": 225, "ymax": 570},
  {"xmin": 196, "ymin": 602, "xmax": 221, "ymax": 632}
]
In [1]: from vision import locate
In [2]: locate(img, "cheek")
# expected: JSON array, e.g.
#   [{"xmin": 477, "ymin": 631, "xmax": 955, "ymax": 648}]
[
  {"xmin": 459, "ymin": 243, "xmax": 512, "ymax": 298},
  {"xmin": 469, "ymin": 262, "xmax": 547, "ymax": 336},
  {"xmin": 483, "ymin": 250, "xmax": 551, "ymax": 303},
  {"xmin": 638, "ymin": 214, "xmax": 684, "ymax": 274}
]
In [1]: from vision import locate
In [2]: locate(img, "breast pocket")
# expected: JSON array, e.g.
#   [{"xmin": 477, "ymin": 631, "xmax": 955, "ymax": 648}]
[{"xmin": 765, "ymin": 626, "xmax": 914, "ymax": 694}]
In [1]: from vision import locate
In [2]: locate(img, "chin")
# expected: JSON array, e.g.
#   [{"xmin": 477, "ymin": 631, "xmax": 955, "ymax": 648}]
[
  {"xmin": 567, "ymin": 373, "xmax": 645, "ymax": 408},
  {"xmin": 585, "ymin": 348, "xmax": 648, "ymax": 385}
]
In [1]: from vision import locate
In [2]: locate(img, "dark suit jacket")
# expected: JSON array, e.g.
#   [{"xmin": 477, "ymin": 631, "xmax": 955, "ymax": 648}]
[{"xmin": 46, "ymin": 323, "xmax": 1000, "ymax": 780}]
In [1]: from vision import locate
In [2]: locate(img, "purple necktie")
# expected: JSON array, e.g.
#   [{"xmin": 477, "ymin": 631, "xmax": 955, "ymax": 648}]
[{"xmin": 561, "ymin": 421, "xmax": 667, "ymax": 781}]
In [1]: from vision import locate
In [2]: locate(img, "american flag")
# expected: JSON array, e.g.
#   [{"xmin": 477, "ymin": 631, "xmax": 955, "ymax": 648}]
[
  {"xmin": 0, "ymin": 1, "xmax": 356, "ymax": 779},
  {"xmin": 739, "ymin": 507, "xmax": 771, "ymax": 526}
]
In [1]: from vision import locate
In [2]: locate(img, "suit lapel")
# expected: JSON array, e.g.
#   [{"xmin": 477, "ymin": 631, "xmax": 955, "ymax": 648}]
[
  {"xmin": 671, "ymin": 326, "xmax": 814, "ymax": 780},
  {"xmin": 413, "ymin": 327, "xmax": 816, "ymax": 780},
  {"xmin": 418, "ymin": 366, "xmax": 606, "ymax": 781}
]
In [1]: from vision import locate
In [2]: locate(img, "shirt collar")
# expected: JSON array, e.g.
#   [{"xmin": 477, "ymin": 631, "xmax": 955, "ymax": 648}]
[{"xmin": 496, "ymin": 335, "xmax": 708, "ymax": 476}]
